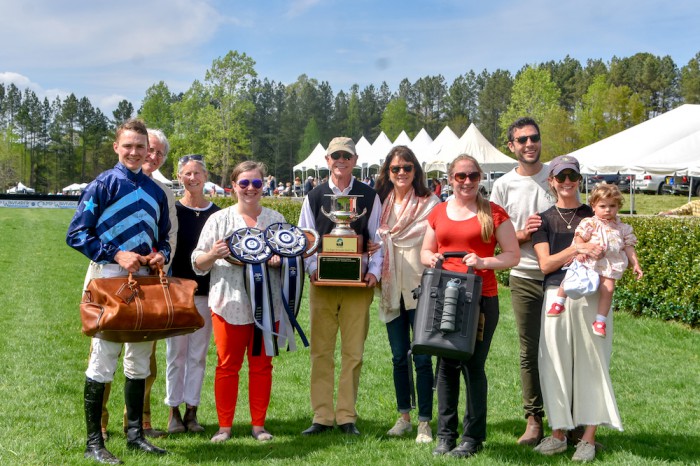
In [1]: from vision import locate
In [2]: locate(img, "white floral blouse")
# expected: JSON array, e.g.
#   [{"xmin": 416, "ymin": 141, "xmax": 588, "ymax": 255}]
[{"xmin": 191, "ymin": 205, "xmax": 285, "ymax": 325}]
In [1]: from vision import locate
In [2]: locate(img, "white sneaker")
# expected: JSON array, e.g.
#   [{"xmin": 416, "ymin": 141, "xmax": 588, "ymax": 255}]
[
  {"xmin": 572, "ymin": 440, "xmax": 596, "ymax": 462},
  {"xmin": 533, "ymin": 436, "xmax": 567, "ymax": 455},
  {"xmin": 387, "ymin": 417, "xmax": 412, "ymax": 436},
  {"xmin": 415, "ymin": 421, "xmax": 433, "ymax": 443}
]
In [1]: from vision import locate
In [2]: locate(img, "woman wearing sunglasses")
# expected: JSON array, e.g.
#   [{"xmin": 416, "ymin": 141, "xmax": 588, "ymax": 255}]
[
  {"xmin": 531, "ymin": 155, "xmax": 622, "ymax": 462},
  {"xmin": 420, "ymin": 154, "xmax": 520, "ymax": 458},
  {"xmin": 165, "ymin": 155, "xmax": 220, "ymax": 434},
  {"xmin": 192, "ymin": 161, "xmax": 285, "ymax": 443},
  {"xmin": 371, "ymin": 146, "xmax": 440, "ymax": 443}
]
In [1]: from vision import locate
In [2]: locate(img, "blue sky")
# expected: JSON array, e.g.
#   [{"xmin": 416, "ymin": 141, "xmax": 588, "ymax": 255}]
[{"xmin": 1, "ymin": 0, "xmax": 699, "ymax": 114}]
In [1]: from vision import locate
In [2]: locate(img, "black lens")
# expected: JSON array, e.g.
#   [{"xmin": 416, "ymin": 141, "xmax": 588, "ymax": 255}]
[
  {"xmin": 515, "ymin": 134, "xmax": 541, "ymax": 144},
  {"xmin": 390, "ymin": 165, "xmax": 413, "ymax": 174},
  {"xmin": 555, "ymin": 173, "xmax": 582, "ymax": 183}
]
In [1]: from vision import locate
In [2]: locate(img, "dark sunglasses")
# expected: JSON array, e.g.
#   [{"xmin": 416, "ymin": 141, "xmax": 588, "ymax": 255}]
[
  {"xmin": 237, "ymin": 178, "xmax": 263, "ymax": 189},
  {"xmin": 179, "ymin": 154, "xmax": 204, "ymax": 163},
  {"xmin": 390, "ymin": 164, "xmax": 413, "ymax": 174},
  {"xmin": 453, "ymin": 171, "xmax": 481, "ymax": 183},
  {"xmin": 554, "ymin": 172, "xmax": 582, "ymax": 183},
  {"xmin": 514, "ymin": 134, "xmax": 541, "ymax": 144},
  {"xmin": 330, "ymin": 152, "xmax": 353, "ymax": 161}
]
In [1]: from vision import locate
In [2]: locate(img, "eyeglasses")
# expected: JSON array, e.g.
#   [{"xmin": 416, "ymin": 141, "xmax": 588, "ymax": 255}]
[
  {"xmin": 237, "ymin": 178, "xmax": 263, "ymax": 189},
  {"xmin": 179, "ymin": 154, "xmax": 203, "ymax": 163},
  {"xmin": 554, "ymin": 172, "xmax": 582, "ymax": 183},
  {"xmin": 330, "ymin": 152, "xmax": 354, "ymax": 161},
  {"xmin": 148, "ymin": 147, "xmax": 165, "ymax": 159},
  {"xmin": 453, "ymin": 171, "xmax": 481, "ymax": 183},
  {"xmin": 390, "ymin": 164, "xmax": 413, "ymax": 174},
  {"xmin": 513, "ymin": 134, "xmax": 541, "ymax": 144}
]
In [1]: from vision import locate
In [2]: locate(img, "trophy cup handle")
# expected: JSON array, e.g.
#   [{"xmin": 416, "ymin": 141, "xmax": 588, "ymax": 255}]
[
  {"xmin": 354, "ymin": 207, "xmax": 367, "ymax": 221},
  {"xmin": 321, "ymin": 205, "xmax": 332, "ymax": 218}
]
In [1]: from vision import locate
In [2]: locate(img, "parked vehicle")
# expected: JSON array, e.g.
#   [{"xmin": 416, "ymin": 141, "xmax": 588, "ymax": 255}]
[
  {"xmin": 635, "ymin": 174, "xmax": 667, "ymax": 195},
  {"xmin": 666, "ymin": 175, "xmax": 700, "ymax": 196},
  {"xmin": 581, "ymin": 173, "xmax": 622, "ymax": 193},
  {"xmin": 478, "ymin": 171, "xmax": 505, "ymax": 196},
  {"xmin": 618, "ymin": 175, "xmax": 632, "ymax": 193}
]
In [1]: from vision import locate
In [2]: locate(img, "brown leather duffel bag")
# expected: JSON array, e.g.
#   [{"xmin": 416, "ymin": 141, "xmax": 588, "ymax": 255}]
[{"xmin": 80, "ymin": 267, "xmax": 203, "ymax": 342}]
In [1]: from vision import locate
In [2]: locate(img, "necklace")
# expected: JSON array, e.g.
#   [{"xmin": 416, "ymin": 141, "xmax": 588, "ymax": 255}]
[
  {"xmin": 181, "ymin": 197, "xmax": 208, "ymax": 217},
  {"xmin": 555, "ymin": 206, "xmax": 577, "ymax": 230}
]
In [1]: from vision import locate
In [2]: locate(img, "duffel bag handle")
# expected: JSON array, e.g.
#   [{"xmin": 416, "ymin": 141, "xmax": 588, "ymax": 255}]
[{"xmin": 436, "ymin": 251, "xmax": 475, "ymax": 274}]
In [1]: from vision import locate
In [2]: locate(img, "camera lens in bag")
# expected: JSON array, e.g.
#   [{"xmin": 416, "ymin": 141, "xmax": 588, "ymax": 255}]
[{"xmin": 440, "ymin": 278, "xmax": 461, "ymax": 332}]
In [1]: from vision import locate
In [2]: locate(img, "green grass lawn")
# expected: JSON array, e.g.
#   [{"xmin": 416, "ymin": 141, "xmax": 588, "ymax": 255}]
[{"xmin": 0, "ymin": 206, "xmax": 698, "ymax": 465}]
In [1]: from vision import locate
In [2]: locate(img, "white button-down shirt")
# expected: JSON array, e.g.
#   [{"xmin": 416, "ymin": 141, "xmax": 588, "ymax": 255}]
[{"xmin": 298, "ymin": 176, "xmax": 384, "ymax": 280}]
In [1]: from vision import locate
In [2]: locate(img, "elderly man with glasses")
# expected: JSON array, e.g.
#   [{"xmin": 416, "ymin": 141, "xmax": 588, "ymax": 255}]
[{"xmin": 298, "ymin": 137, "xmax": 384, "ymax": 436}]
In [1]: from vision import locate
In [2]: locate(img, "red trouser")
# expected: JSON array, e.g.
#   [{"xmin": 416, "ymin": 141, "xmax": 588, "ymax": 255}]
[{"xmin": 212, "ymin": 313, "xmax": 273, "ymax": 427}]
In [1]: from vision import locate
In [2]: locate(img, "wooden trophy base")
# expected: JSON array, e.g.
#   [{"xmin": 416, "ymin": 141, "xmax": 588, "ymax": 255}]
[{"xmin": 315, "ymin": 252, "xmax": 367, "ymax": 287}]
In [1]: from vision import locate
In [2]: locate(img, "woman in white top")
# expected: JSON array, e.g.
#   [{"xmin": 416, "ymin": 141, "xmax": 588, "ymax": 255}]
[
  {"xmin": 371, "ymin": 146, "xmax": 440, "ymax": 443},
  {"xmin": 192, "ymin": 161, "xmax": 284, "ymax": 443}
]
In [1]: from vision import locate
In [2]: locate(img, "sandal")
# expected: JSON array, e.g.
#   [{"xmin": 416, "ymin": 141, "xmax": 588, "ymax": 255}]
[
  {"xmin": 211, "ymin": 430, "xmax": 232, "ymax": 443},
  {"xmin": 252, "ymin": 428, "xmax": 273, "ymax": 442}
]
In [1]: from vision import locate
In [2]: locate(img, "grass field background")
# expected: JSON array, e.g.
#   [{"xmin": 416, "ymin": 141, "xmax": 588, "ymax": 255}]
[{"xmin": 0, "ymin": 202, "xmax": 698, "ymax": 465}]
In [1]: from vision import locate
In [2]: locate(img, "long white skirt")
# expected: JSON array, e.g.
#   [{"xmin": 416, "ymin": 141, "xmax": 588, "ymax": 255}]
[{"xmin": 539, "ymin": 286, "xmax": 623, "ymax": 431}]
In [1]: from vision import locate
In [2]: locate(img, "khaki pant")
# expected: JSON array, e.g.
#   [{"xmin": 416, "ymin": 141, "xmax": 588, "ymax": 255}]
[{"xmin": 309, "ymin": 284, "xmax": 374, "ymax": 426}]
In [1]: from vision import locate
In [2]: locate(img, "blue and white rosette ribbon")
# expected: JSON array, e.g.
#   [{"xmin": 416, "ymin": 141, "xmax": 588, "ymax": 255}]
[
  {"xmin": 227, "ymin": 227, "xmax": 278, "ymax": 357},
  {"xmin": 264, "ymin": 223, "xmax": 309, "ymax": 351}
]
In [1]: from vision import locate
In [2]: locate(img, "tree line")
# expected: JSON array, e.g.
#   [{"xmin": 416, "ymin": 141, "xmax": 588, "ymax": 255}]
[{"xmin": 2, "ymin": 50, "xmax": 700, "ymax": 192}]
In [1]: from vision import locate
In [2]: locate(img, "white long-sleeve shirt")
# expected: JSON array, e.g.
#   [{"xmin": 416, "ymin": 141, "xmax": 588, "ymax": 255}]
[{"xmin": 298, "ymin": 176, "xmax": 384, "ymax": 281}]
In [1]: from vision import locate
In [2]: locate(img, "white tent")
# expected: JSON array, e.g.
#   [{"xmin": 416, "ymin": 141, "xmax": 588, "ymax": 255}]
[
  {"xmin": 355, "ymin": 135, "xmax": 374, "ymax": 168},
  {"xmin": 8, "ymin": 182, "xmax": 35, "ymax": 194},
  {"xmin": 152, "ymin": 169, "xmax": 173, "ymax": 187},
  {"xmin": 628, "ymin": 128, "xmax": 700, "ymax": 176},
  {"xmin": 571, "ymin": 104, "xmax": 700, "ymax": 175},
  {"xmin": 293, "ymin": 143, "xmax": 327, "ymax": 172},
  {"xmin": 423, "ymin": 126, "xmax": 459, "ymax": 166},
  {"xmin": 408, "ymin": 128, "xmax": 434, "ymax": 162},
  {"xmin": 62, "ymin": 183, "xmax": 82, "ymax": 192},
  {"xmin": 204, "ymin": 181, "xmax": 225, "ymax": 195},
  {"xmin": 370, "ymin": 132, "xmax": 393, "ymax": 167},
  {"xmin": 393, "ymin": 130, "xmax": 412, "ymax": 147},
  {"xmin": 424, "ymin": 124, "xmax": 517, "ymax": 173},
  {"xmin": 355, "ymin": 136, "xmax": 374, "ymax": 178}
]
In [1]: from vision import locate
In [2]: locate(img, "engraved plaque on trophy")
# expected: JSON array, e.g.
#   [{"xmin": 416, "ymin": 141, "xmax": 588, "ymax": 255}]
[{"xmin": 316, "ymin": 194, "xmax": 368, "ymax": 286}]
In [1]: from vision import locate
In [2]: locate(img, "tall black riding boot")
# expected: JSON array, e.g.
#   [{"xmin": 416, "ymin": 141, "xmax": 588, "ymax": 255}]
[
  {"xmin": 124, "ymin": 377, "xmax": 167, "ymax": 455},
  {"xmin": 84, "ymin": 378, "xmax": 122, "ymax": 464}
]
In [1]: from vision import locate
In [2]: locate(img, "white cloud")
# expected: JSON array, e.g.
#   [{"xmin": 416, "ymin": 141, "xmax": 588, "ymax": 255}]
[
  {"xmin": 0, "ymin": 0, "xmax": 226, "ymax": 67},
  {"xmin": 0, "ymin": 72, "xmax": 39, "ymax": 91},
  {"xmin": 286, "ymin": 0, "xmax": 323, "ymax": 18}
]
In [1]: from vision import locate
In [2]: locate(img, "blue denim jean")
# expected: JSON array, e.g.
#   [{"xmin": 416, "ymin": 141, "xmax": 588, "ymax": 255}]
[{"xmin": 386, "ymin": 300, "xmax": 433, "ymax": 421}]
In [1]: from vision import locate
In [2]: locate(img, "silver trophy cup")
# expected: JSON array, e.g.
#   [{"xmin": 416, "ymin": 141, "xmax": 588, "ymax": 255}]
[{"xmin": 321, "ymin": 195, "xmax": 367, "ymax": 236}]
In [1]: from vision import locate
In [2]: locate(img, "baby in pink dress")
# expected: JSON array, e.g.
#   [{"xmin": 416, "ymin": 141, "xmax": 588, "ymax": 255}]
[{"xmin": 548, "ymin": 183, "xmax": 643, "ymax": 337}]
